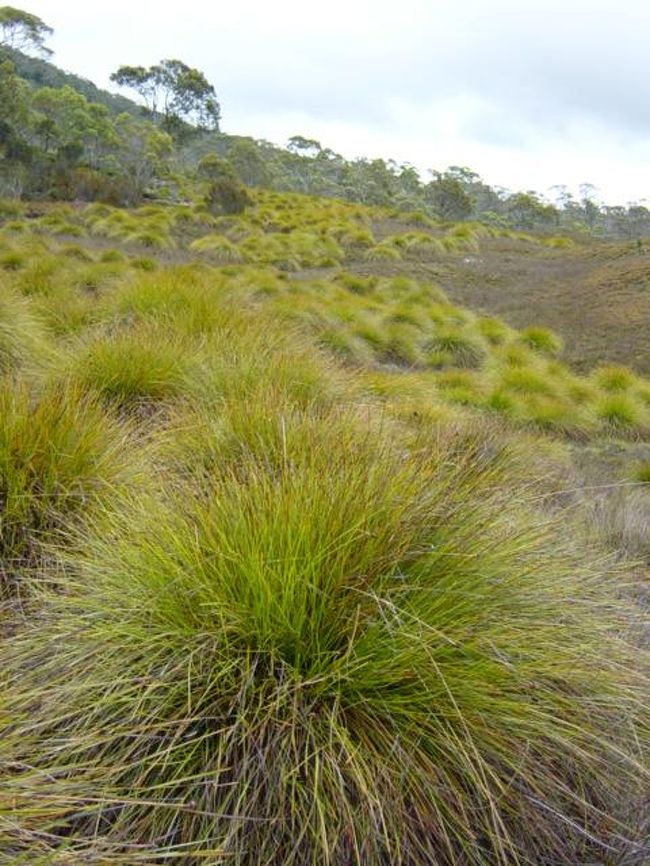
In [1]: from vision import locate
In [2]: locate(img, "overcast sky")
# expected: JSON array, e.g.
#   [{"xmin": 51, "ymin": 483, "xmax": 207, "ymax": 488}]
[{"xmin": 22, "ymin": 0, "xmax": 650, "ymax": 204}]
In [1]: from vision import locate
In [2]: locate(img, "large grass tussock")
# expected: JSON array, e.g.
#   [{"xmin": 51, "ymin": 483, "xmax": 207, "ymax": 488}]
[{"xmin": 0, "ymin": 410, "xmax": 646, "ymax": 864}]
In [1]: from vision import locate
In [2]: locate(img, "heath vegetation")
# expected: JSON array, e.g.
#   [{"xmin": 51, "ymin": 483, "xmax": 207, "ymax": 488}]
[{"xmin": 0, "ymin": 13, "xmax": 648, "ymax": 865}]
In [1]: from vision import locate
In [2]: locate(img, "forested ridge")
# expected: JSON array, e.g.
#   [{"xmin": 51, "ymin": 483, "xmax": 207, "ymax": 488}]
[{"xmin": 1, "ymin": 7, "xmax": 649, "ymax": 238}]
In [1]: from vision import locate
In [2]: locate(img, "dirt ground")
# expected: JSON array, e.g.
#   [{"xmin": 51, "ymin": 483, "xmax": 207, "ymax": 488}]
[{"xmin": 352, "ymin": 231, "xmax": 650, "ymax": 376}]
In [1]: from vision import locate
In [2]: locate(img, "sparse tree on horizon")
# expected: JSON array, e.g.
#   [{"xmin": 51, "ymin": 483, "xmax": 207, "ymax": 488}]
[{"xmin": 110, "ymin": 59, "xmax": 221, "ymax": 133}]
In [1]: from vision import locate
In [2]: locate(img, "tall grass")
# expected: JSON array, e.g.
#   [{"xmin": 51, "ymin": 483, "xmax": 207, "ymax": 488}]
[
  {"xmin": 519, "ymin": 325, "xmax": 564, "ymax": 356},
  {"xmin": 0, "ymin": 285, "xmax": 54, "ymax": 375},
  {"xmin": 0, "ymin": 379, "xmax": 141, "ymax": 601},
  {"xmin": 107, "ymin": 267, "xmax": 233, "ymax": 337},
  {"xmin": 0, "ymin": 408, "xmax": 646, "ymax": 864},
  {"xmin": 61, "ymin": 322, "xmax": 208, "ymax": 410}
]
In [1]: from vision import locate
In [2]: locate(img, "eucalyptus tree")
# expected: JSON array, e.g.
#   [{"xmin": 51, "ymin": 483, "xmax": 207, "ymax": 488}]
[
  {"xmin": 110, "ymin": 59, "xmax": 221, "ymax": 133},
  {"xmin": 0, "ymin": 57, "xmax": 31, "ymax": 194},
  {"xmin": 30, "ymin": 85, "xmax": 116, "ymax": 164},
  {"xmin": 0, "ymin": 57, "xmax": 29, "ymax": 147},
  {"xmin": 427, "ymin": 169, "xmax": 474, "ymax": 220},
  {"xmin": 110, "ymin": 113, "xmax": 174, "ymax": 204},
  {"xmin": 0, "ymin": 6, "xmax": 52, "ymax": 56}
]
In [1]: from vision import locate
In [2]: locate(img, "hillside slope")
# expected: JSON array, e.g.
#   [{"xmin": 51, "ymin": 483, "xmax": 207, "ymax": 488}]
[
  {"xmin": 346, "ymin": 217, "xmax": 650, "ymax": 375},
  {"xmin": 0, "ymin": 191, "xmax": 648, "ymax": 865},
  {"xmin": 430, "ymin": 240, "xmax": 650, "ymax": 375},
  {"xmin": 8, "ymin": 48, "xmax": 141, "ymax": 116}
]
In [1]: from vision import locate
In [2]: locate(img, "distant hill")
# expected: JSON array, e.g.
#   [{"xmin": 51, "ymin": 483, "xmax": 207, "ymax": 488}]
[{"xmin": 8, "ymin": 48, "xmax": 141, "ymax": 117}]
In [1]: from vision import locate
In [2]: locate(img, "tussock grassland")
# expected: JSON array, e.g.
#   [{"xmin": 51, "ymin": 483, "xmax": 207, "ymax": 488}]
[{"xmin": 0, "ymin": 197, "xmax": 648, "ymax": 865}]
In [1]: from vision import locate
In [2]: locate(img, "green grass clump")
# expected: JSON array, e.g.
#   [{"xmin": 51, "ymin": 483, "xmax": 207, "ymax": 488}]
[
  {"xmin": 426, "ymin": 327, "xmax": 488, "ymax": 369},
  {"xmin": 475, "ymin": 316, "xmax": 512, "ymax": 345},
  {"xmin": 0, "ymin": 250, "xmax": 25, "ymax": 271},
  {"xmin": 519, "ymin": 325, "xmax": 564, "ymax": 356},
  {"xmin": 189, "ymin": 234, "xmax": 244, "ymax": 261},
  {"xmin": 376, "ymin": 326, "xmax": 421, "ymax": 366},
  {"xmin": 14, "ymin": 256, "xmax": 65, "ymax": 297},
  {"xmin": 0, "ymin": 412, "xmax": 645, "ymax": 863},
  {"xmin": 595, "ymin": 393, "xmax": 645, "ymax": 432},
  {"xmin": 333, "ymin": 271, "xmax": 379, "ymax": 295},
  {"xmin": 125, "ymin": 228, "xmax": 175, "ymax": 249},
  {"xmin": 0, "ymin": 198, "xmax": 25, "ymax": 219},
  {"xmin": 544, "ymin": 236, "xmax": 575, "ymax": 248},
  {"xmin": 486, "ymin": 388, "xmax": 519, "ymax": 417},
  {"xmin": 521, "ymin": 394, "xmax": 591, "ymax": 436},
  {"xmin": 107, "ymin": 268, "xmax": 233, "ymax": 337},
  {"xmin": 495, "ymin": 343, "xmax": 535, "ymax": 368},
  {"xmin": 40, "ymin": 220, "xmax": 84, "ymax": 237},
  {"xmin": 1, "ymin": 219, "xmax": 29, "ymax": 233},
  {"xmin": 239, "ymin": 230, "xmax": 343, "ymax": 269},
  {"xmin": 497, "ymin": 365, "xmax": 556, "ymax": 395},
  {"xmin": 59, "ymin": 243, "xmax": 95, "ymax": 261},
  {"xmin": 0, "ymin": 287, "xmax": 52, "ymax": 374},
  {"xmin": 338, "ymin": 226, "xmax": 376, "ymax": 247},
  {"xmin": 32, "ymin": 287, "xmax": 98, "ymax": 338},
  {"xmin": 364, "ymin": 242, "xmax": 404, "ymax": 261},
  {"xmin": 318, "ymin": 326, "xmax": 375, "ymax": 364},
  {"xmin": 594, "ymin": 364, "xmax": 637, "ymax": 392},
  {"xmin": 630, "ymin": 461, "xmax": 650, "ymax": 483},
  {"xmin": 100, "ymin": 248, "xmax": 127, "ymax": 263},
  {"xmin": 63, "ymin": 324, "xmax": 205, "ymax": 409},
  {"xmin": 400, "ymin": 231, "xmax": 444, "ymax": 255},
  {"xmin": 130, "ymin": 256, "xmax": 158, "ymax": 271},
  {"xmin": 0, "ymin": 380, "xmax": 139, "ymax": 599}
]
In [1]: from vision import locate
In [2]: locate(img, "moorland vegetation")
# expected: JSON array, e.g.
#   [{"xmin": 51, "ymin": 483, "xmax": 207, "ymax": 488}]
[{"xmin": 0, "ymin": 7, "xmax": 648, "ymax": 866}]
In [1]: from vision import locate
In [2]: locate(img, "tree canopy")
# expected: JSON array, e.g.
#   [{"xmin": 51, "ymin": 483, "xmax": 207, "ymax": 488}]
[
  {"xmin": 110, "ymin": 59, "xmax": 220, "ymax": 133},
  {"xmin": 0, "ymin": 5, "xmax": 52, "ymax": 56}
]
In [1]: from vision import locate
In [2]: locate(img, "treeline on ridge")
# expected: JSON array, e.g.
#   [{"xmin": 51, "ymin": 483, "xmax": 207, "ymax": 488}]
[{"xmin": 1, "ymin": 5, "xmax": 649, "ymax": 239}]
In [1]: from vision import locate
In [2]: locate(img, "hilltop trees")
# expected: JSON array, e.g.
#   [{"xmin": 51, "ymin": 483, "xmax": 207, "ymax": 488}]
[
  {"xmin": 0, "ymin": 57, "xmax": 172, "ymax": 203},
  {"xmin": 227, "ymin": 137, "xmax": 272, "ymax": 187},
  {"xmin": 0, "ymin": 5, "xmax": 52, "ymax": 56},
  {"xmin": 110, "ymin": 59, "xmax": 221, "ymax": 133}
]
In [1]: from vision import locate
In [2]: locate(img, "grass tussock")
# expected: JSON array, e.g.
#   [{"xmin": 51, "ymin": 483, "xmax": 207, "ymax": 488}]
[
  {"xmin": 0, "ymin": 379, "xmax": 141, "ymax": 600},
  {"xmin": 61, "ymin": 323, "xmax": 207, "ymax": 410},
  {"xmin": 107, "ymin": 267, "xmax": 234, "ymax": 337},
  {"xmin": 0, "ymin": 285, "xmax": 54, "ymax": 375},
  {"xmin": 631, "ymin": 460, "xmax": 650, "ymax": 484},
  {"xmin": 519, "ymin": 325, "xmax": 564, "ymax": 356},
  {"xmin": 0, "ymin": 410, "xmax": 647, "ymax": 864}
]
